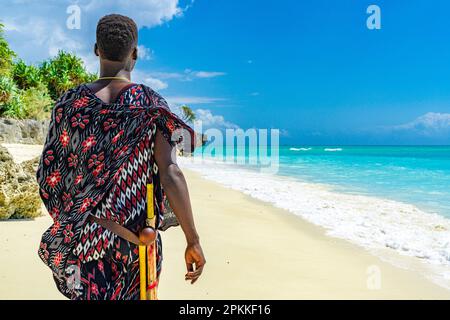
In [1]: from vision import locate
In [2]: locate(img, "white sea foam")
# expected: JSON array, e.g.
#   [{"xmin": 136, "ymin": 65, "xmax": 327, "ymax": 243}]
[
  {"xmin": 324, "ymin": 148, "xmax": 343, "ymax": 152},
  {"xmin": 179, "ymin": 156, "xmax": 450, "ymax": 289},
  {"xmin": 289, "ymin": 147, "xmax": 312, "ymax": 151}
]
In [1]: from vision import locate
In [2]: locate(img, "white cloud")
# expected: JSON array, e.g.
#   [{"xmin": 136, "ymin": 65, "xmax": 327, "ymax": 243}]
[
  {"xmin": 148, "ymin": 71, "xmax": 186, "ymax": 80},
  {"xmin": 164, "ymin": 98, "xmax": 238, "ymax": 130},
  {"xmin": 194, "ymin": 109, "xmax": 239, "ymax": 129},
  {"xmin": 142, "ymin": 77, "xmax": 168, "ymax": 90},
  {"xmin": 392, "ymin": 112, "xmax": 450, "ymax": 136},
  {"xmin": 148, "ymin": 69, "xmax": 226, "ymax": 81},
  {"xmin": 165, "ymin": 96, "xmax": 225, "ymax": 106},
  {"xmin": 83, "ymin": 0, "xmax": 186, "ymax": 28},
  {"xmin": 2, "ymin": 17, "xmax": 85, "ymax": 64},
  {"xmin": 1, "ymin": 0, "xmax": 197, "ymax": 94},
  {"xmin": 133, "ymin": 70, "xmax": 168, "ymax": 90},
  {"xmin": 1, "ymin": 0, "xmax": 233, "ymax": 123},
  {"xmin": 137, "ymin": 45, "xmax": 153, "ymax": 60},
  {"xmin": 193, "ymin": 71, "xmax": 226, "ymax": 78},
  {"xmin": 78, "ymin": 52, "xmax": 100, "ymax": 74},
  {"xmin": 0, "ymin": 0, "xmax": 188, "ymax": 64}
]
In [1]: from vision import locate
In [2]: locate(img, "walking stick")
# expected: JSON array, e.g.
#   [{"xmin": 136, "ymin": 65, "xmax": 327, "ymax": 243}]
[{"xmin": 139, "ymin": 183, "xmax": 158, "ymax": 300}]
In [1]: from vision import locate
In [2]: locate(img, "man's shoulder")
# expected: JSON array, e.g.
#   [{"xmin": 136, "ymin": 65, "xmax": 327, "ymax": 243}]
[
  {"xmin": 139, "ymin": 83, "xmax": 170, "ymax": 109},
  {"xmin": 56, "ymin": 84, "xmax": 86, "ymax": 105},
  {"xmin": 139, "ymin": 83, "xmax": 162, "ymax": 98}
]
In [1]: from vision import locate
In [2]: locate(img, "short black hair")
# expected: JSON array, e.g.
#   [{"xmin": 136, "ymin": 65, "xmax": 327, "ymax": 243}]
[{"xmin": 96, "ymin": 14, "xmax": 138, "ymax": 61}]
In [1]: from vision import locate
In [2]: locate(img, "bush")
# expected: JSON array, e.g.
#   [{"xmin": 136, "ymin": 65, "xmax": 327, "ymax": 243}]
[
  {"xmin": 0, "ymin": 94, "xmax": 23, "ymax": 119},
  {"xmin": 0, "ymin": 50, "xmax": 97, "ymax": 119},
  {"xmin": 0, "ymin": 23, "xmax": 15, "ymax": 76},
  {"xmin": 0, "ymin": 81, "xmax": 53, "ymax": 120},
  {"xmin": 0, "ymin": 75, "xmax": 22, "ymax": 117},
  {"xmin": 40, "ymin": 51, "xmax": 97, "ymax": 100},
  {"xmin": 12, "ymin": 59, "xmax": 42, "ymax": 89},
  {"xmin": 19, "ymin": 84, "xmax": 53, "ymax": 120},
  {"xmin": 0, "ymin": 75, "xmax": 16, "ymax": 104},
  {"xmin": 0, "ymin": 26, "xmax": 97, "ymax": 120}
]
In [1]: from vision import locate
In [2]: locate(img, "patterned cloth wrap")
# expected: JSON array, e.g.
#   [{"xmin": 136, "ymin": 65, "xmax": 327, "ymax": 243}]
[{"xmin": 36, "ymin": 83, "xmax": 195, "ymax": 299}]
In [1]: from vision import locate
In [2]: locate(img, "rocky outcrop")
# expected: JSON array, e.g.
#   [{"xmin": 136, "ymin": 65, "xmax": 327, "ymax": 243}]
[
  {"xmin": 0, "ymin": 145, "xmax": 42, "ymax": 219},
  {"xmin": 0, "ymin": 117, "xmax": 50, "ymax": 144}
]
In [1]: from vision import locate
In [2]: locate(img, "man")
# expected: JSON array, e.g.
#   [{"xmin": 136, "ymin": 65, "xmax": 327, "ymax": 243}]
[{"xmin": 37, "ymin": 14, "xmax": 206, "ymax": 300}]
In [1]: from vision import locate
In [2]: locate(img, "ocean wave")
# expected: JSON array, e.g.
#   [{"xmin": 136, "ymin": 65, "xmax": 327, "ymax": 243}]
[
  {"xmin": 324, "ymin": 148, "xmax": 343, "ymax": 152},
  {"xmin": 178, "ymin": 156, "xmax": 450, "ymax": 289},
  {"xmin": 289, "ymin": 147, "xmax": 312, "ymax": 151}
]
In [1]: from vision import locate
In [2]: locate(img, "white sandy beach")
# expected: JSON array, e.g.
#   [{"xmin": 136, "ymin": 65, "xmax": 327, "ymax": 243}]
[{"xmin": 0, "ymin": 143, "xmax": 449, "ymax": 299}]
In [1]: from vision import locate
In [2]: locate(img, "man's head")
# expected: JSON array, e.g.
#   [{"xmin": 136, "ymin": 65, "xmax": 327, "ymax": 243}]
[{"xmin": 95, "ymin": 14, "xmax": 138, "ymax": 66}]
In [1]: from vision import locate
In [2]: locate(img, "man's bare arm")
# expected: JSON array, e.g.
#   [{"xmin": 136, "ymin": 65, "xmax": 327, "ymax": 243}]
[{"xmin": 154, "ymin": 129, "xmax": 206, "ymax": 284}]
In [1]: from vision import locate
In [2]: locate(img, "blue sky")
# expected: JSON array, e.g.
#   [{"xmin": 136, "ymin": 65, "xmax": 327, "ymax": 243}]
[{"xmin": 1, "ymin": 0, "xmax": 450, "ymax": 145}]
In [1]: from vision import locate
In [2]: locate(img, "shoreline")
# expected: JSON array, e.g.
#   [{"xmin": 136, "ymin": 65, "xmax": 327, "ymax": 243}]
[
  {"xmin": 160, "ymin": 169, "xmax": 450, "ymax": 299},
  {"xmin": 0, "ymin": 143, "xmax": 449, "ymax": 299},
  {"xmin": 177, "ymin": 156, "xmax": 450, "ymax": 291}
]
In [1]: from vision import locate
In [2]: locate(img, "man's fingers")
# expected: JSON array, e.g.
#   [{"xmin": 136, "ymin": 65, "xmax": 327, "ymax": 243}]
[
  {"xmin": 186, "ymin": 273, "xmax": 200, "ymax": 284},
  {"xmin": 184, "ymin": 244, "xmax": 206, "ymax": 284},
  {"xmin": 193, "ymin": 264, "xmax": 204, "ymax": 275},
  {"xmin": 185, "ymin": 269, "xmax": 201, "ymax": 279},
  {"xmin": 185, "ymin": 261, "xmax": 197, "ymax": 280},
  {"xmin": 185, "ymin": 264, "xmax": 204, "ymax": 276},
  {"xmin": 185, "ymin": 264, "xmax": 204, "ymax": 282},
  {"xmin": 186, "ymin": 262, "xmax": 204, "ymax": 275},
  {"xmin": 191, "ymin": 265, "xmax": 204, "ymax": 284},
  {"xmin": 185, "ymin": 261, "xmax": 194, "ymax": 273}
]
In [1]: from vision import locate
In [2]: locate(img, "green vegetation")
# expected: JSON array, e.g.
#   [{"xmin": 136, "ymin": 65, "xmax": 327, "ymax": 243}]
[
  {"xmin": 12, "ymin": 59, "xmax": 42, "ymax": 89},
  {"xmin": 0, "ymin": 75, "xmax": 18, "ymax": 105},
  {"xmin": 0, "ymin": 76, "xmax": 21, "ymax": 117},
  {"xmin": 40, "ymin": 51, "xmax": 97, "ymax": 100},
  {"xmin": 180, "ymin": 105, "xmax": 196, "ymax": 123},
  {"xmin": 1, "ymin": 23, "xmax": 196, "ymax": 123},
  {"xmin": 0, "ymin": 23, "xmax": 15, "ymax": 76},
  {"xmin": 19, "ymin": 84, "xmax": 54, "ymax": 119},
  {"xmin": 0, "ymin": 23, "xmax": 97, "ymax": 120}
]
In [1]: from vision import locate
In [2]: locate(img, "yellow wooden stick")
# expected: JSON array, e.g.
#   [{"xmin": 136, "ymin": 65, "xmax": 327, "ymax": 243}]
[
  {"xmin": 147, "ymin": 243, "xmax": 158, "ymax": 299},
  {"xmin": 139, "ymin": 245, "xmax": 147, "ymax": 300},
  {"xmin": 139, "ymin": 183, "xmax": 158, "ymax": 300}
]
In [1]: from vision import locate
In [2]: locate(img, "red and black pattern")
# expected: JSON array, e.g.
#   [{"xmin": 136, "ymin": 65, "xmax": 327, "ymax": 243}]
[{"xmin": 36, "ymin": 83, "xmax": 194, "ymax": 299}]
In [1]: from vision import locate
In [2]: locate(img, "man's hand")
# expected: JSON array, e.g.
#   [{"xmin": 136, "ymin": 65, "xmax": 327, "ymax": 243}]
[
  {"xmin": 155, "ymin": 130, "xmax": 205, "ymax": 285},
  {"xmin": 184, "ymin": 242, "xmax": 206, "ymax": 284}
]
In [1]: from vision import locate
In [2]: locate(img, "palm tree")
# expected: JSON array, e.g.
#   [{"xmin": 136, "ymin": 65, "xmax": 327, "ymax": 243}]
[
  {"xmin": 179, "ymin": 104, "xmax": 208, "ymax": 148},
  {"xmin": 180, "ymin": 105, "xmax": 196, "ymax": 123}
]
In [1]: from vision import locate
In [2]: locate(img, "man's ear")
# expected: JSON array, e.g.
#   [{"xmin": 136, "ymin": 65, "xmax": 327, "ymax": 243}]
[
  {"xmin": 94, "ymin": 43, "xmax": 99, "ymax": 57},
  {"xmin": 132, "ymin": 46, "xmax": 138, "ymax": 60}
]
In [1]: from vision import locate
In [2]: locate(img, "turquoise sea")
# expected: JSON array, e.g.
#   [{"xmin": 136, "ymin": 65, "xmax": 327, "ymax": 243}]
[
  {"xmin": 196, "ymin": 145, "xmax": 450, "ymax": 219},
  {"xmin": 278, "ymin": 146, "xmax": 450, "ymax": 218},
  {"xmin": 186, "ymin": 145, "xmax": 450, "ymax": 284}
]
